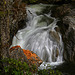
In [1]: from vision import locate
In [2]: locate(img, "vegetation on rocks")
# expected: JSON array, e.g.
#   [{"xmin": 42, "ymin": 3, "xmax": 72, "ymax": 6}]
[
  {"xmin": 0, "ymin": 57, "xmax": 62, "ymax": 75},
  {"xmin": 0, "ymin": 58, "xmax": 37, "ymax": 75}
]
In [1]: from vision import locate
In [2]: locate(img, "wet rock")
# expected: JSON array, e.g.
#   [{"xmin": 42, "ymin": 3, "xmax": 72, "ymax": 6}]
[
  {"xmin": 49, "ymin": 31, "xmax": 60, "ymax": 43},
  {"xmin": 52, "ymin": 48, "xmax": 59, "ymax": 62},
  {"xmin": 56, "ymin": 48, "xmax": 59, "ymax": 57},
  {"xmin": 9, "ymin": 46, "xmax": 43, "ymax": 67}
]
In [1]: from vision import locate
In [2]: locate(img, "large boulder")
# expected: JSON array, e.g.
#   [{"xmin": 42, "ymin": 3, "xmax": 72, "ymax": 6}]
[{"xmin": 9, "ymin": 46, "xmax": 43, "ymax": 67}]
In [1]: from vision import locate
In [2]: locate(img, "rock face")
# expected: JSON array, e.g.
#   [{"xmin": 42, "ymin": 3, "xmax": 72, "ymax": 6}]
[
  {"xmin": 10, "ymin": 1, "xmax": 27, "ymax": 45},
  {"xmin": 9, "ymin": 46, "xmax": 43, "ymax": 67},
  {"xmin": 63, "ymin": 28, "xmax": 75, "ymax": 62},
  {"xmin": 51, "ymin": 3, "xmax": 75, "ymax": 63},
  {"xmin": 63, "ymin": 11, "xmax": 75, "ymax": 62}
]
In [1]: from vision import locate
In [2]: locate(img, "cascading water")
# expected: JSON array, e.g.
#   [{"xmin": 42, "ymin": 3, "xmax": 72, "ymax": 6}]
[{"xmin": 11, "ymin": 4, "xmax": 64, "ymax": 69}]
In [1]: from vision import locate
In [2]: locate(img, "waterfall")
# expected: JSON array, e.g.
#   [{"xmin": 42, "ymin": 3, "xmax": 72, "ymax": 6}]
[{"xmin": 11, "ymin": 4, "xmax": 64, "ymax": 69}]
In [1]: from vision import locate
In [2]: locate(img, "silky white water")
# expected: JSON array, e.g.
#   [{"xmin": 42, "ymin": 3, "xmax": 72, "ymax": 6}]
[{"xmin": 11, "ymin": 4, "xmax": 64, "ymax": 69}]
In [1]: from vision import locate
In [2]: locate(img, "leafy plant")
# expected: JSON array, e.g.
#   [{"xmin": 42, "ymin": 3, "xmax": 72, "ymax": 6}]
[
  {"xmin": 0, "ymin": 58, "xmax": 34, "ymax": 75},
  {"xmin": 0, "ymin": 57, "xmax": 62, "ymax": 75},
  {"xmin": 38, "ymin": 68, "xmax": 62, "ymax": 75}
]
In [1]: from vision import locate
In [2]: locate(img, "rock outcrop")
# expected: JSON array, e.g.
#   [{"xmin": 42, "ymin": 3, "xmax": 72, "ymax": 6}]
[
  {"xmin": 51, "ymin": 3, "xmax": 75, "ymax": 63},
  {"xmin": 63, "ymin": 10, "xmax": 75, "ymax": 62},
  {"xmin": 9, "ymin": 46, "xmax": 43, "ymax": 67}
]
